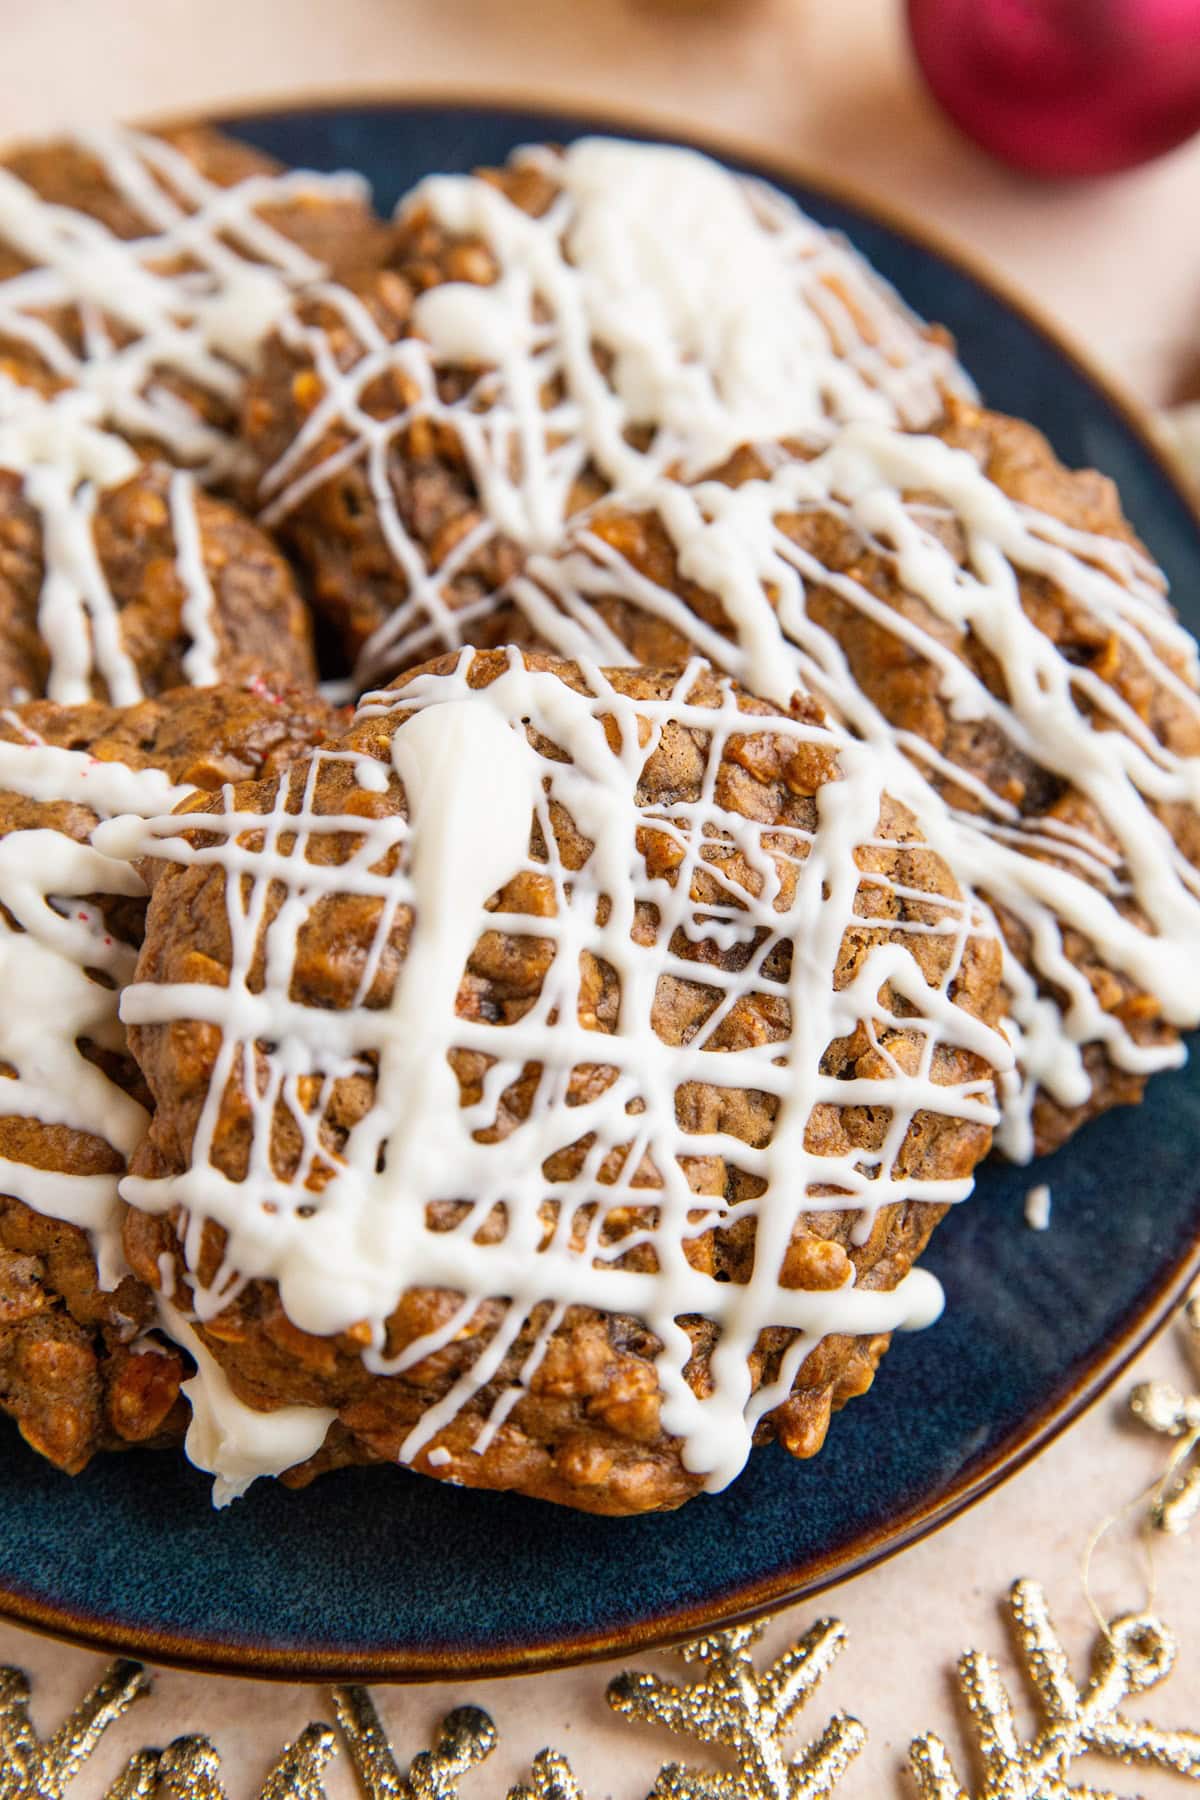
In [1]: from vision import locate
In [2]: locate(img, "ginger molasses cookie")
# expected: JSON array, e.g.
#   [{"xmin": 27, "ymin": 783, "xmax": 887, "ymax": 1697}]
[
  {"xmin": 245, "ymin": 127, "xmax": 1200, "ymax": 1160},
  {"xmin": 118, "ymin": 648, "xmax": 1008, "ymax": 1513},
  {"xmin": 0, "ymin": 678, "xmax": 334, "ymax": 1471}
]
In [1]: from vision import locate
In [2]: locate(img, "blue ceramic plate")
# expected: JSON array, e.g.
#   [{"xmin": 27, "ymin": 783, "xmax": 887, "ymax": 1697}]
[{"xmin": 1, "ymin": 99, "xmax": 1198, "ymax": 1682}]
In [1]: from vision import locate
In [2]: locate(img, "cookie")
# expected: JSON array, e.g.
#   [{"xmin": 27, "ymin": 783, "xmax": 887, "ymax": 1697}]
[
  {"xmin": 242, "ymin": 136, "xmax": 970, "ymax": 681},
  {"xmin": 478, "ymin": 405, "xmax": 1200, "ymax": 1158},
  {"xmin": 120, "ymin": 649, "xmax": 1006, "ymax": 1511},
  {"xmin": 0, "ymin": 125, "xmax": 387, "ymax": 480}
]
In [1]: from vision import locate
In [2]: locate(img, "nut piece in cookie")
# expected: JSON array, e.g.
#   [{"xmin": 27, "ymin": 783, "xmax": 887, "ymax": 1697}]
[
  {"xmin": 122, "ymin": 648, "xmax": 1007, "ymax": 1514},
  {"xmin": 0, "ymin": 678, "xmax": 335, "ymax": 1472}
]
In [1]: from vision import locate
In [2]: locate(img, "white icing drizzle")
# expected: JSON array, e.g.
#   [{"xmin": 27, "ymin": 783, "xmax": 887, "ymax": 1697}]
[
  {"xmin": 158, "ymin": 1299, "xmax": 336, "ymax": 1507},
  {"xmin": 0, "ymin": 727, "xmax": 189, "ymax": 814},
  {"xmin": 26, "ymin": 467, "xmax": 143, "ymax": 706},
  {"xmin": 0, "ymin": 373, "xmax": 137, "ymax": 487},
  {"xmin": 1024, "ymin": 1182, "xmax": 1052, "ymax": 1231},
  {"xmin": 0, "ymin": 726, "xmax": 191, "ymax": 1275},
  {"xmin": 168, "ymin": 469, "xmax": 221, "ymax": 686},
  {"xmin": 117, "ymin": 650, "xmax": 1008, "ymax": 1494},
  {"xmin": 258, "ymin": 137, "xmax": 972, "ymax": 683},
  {"xmin": 0, "ymin": 377, "xmax": 222, "ymax": 702},
  {"xmin": 0, "ymin": 127, "xmax": 370, "ymax": 481}
]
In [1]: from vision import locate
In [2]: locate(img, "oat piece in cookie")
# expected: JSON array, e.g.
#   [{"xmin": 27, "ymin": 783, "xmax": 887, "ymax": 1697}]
[
  {"xmin": 242, "ymin": 136, "xmax": 970, "ymax": 682},
  {"xmin": 0, "ymin": 381, "xmax": 317, "ymax": 703},
  {"xmin": 121, "ymin": 648, "xmax": 1006, "ymax": 1514},
  {"xmin": 0, "ymin": 125, "xmax": 387, "ymax": 480},
  {"xmin": 480, "ymin": 403, "xmax": 1200, "ymax": 1159},
  {"xmin": 0, "ymin": 678, "xmax": 334, "ymax": 1472}
]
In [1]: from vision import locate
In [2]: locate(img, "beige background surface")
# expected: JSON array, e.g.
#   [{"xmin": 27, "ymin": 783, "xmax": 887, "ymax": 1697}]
[{"xmin": 1, "ymin": 1, "xmax": 1199, "ymax": 1791}]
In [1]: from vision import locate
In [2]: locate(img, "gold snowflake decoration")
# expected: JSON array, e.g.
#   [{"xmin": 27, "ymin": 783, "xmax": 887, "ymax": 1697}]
[
  {"xmin": 151, "ymin": 1724, "xmax": 337, "ymax": 1800},
  {"xmin": 0, "ymin": 1586, "xmax": 1197, "ymax": 1800},
  {"xmin": 150, "ymin": 1687, "xmax": 496, "ymax": 1800},
  {"xmin": 908, "ymin": 1579, "xmax": 1200, "ymax": 1799},
  {"xmin": 0, "ymin": 1658, "xmax": 150, "ymax": 1800},
  {"xmin": 331, "ymin": 1686, "xmax": 496, "ymax": 1800},
  {"xmin": 0, "ymin": 1664, "xmax": 494, "ymax": 1800},
  {"xmin": 508, "ymin": 1749, "xmax": 589, "ymax": 1800},
  {"xmin": 606, "ymin": 1619, "xmax": 866, "ymax": 1799},
  {"xmin": 1130, "ymin": 1284, "xmax": 1200, "ymax": 1535}
]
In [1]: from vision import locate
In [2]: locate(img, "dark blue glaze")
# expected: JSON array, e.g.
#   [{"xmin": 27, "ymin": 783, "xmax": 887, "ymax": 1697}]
[{"xmin": 2, "ymin": 104, "xmax": 1197, "ymax": 1678}]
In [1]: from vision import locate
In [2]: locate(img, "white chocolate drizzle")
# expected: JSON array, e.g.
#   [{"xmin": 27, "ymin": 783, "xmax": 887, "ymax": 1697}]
[
  {"xmin": 117, "ymin": 649, "xmax": 1009, "ymax": 1495},
  {"xmin": 0, "ymin": 721, "xmax": 191, "ymax": 1280},
  {"xmin": 1024, "ymin": 1183, "xmax": 1052, "ymax": 1231},
  {"xmin": 158, "ymin": 1299, "xmax": 336, "ymax": 1507},
  {"xmin": 0, "ymin": 127, "xmax": 370, "ymax": 480},
  {"xmin": 254, "ymin": 136, "xmax": 1200, "ymax": 1162},
  {"xmin": 0, "ymin": 377, "xmax": 222, "ymax": 702},
  {"xmin": 169, "ymin": 468, "xmax": 221, "ymax": 686}
]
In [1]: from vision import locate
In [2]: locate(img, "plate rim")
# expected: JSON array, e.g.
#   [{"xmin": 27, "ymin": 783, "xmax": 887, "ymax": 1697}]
[{"xmin": 1, "ymin": 87, "xmax": 1198, "ymax": 1684}]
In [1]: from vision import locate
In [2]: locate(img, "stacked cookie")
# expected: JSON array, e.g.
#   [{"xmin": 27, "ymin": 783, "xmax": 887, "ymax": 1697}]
[
  {"xmin": 0, "ymin": 126, "xmax": 1195, "ymax": 1513},
  {"xmin": 0, "ymin": 126, "xmax": 367, "ymax": 1472}
]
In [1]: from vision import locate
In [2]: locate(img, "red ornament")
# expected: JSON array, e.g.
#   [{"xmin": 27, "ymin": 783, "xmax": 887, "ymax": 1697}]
[{"xmin": 907, "ymin": 0, "xmax": 1200, "ymax": 178}]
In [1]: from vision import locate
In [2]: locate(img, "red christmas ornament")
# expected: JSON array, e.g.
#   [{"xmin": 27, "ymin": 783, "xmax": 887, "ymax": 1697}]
[{"xmin": 908, "ymin": 0, "xmax": 1200, "ymax": 177}]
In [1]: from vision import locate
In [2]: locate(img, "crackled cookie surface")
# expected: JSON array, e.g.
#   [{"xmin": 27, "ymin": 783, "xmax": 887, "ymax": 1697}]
[
  {"xmin": 117, "ymin": 649, "xmax": 1006, "ymax": 1512},
  {"xmin": 0, "ymin": 679, "xmax": 333, "ymax": 1471}
]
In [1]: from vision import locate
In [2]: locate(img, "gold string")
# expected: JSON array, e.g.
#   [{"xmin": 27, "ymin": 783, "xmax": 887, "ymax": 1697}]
[{"xmin": 1081, "ymin": 1277, "xmax": 1200, "ymax": 1644}]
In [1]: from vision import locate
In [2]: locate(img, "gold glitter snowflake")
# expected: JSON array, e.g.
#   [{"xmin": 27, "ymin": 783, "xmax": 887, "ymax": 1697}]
[
  {"xmin": 908, "ymin": 1579, "xmax": 1200, "ymax": 1799},
  {"xmin": 508, "ymin": 1748, "xmax": 589, "ymax": 1800},
  {"xmin": 1130, "ymin": 1285, "xmax": 1200, "ymax": 1535},
  {"xmin": 148, "ymin": 1689, "xmax": 495, "ymax": 1800},
  {"xmin": 152, "ymin": 1724, "xmax": 337, "ymax": 1800},
  {"xmin": 0, "ymin": 1658, "xmax": 150, "ymax": 1800},
  {"xmin": 331, "ymin": 1686, "xmax": 497, "ymax": 1800},
  {"xmin": 0, "ymin": 1662, "xmax": 496, "ymax": 1800},
  {"xmin": 1, "ymin": 1586, "xmax": 1197, "ymax": 1799},
  {"xmin": 606, "ymin": 1619, "xmax": 866, "ymax": 1799}
]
